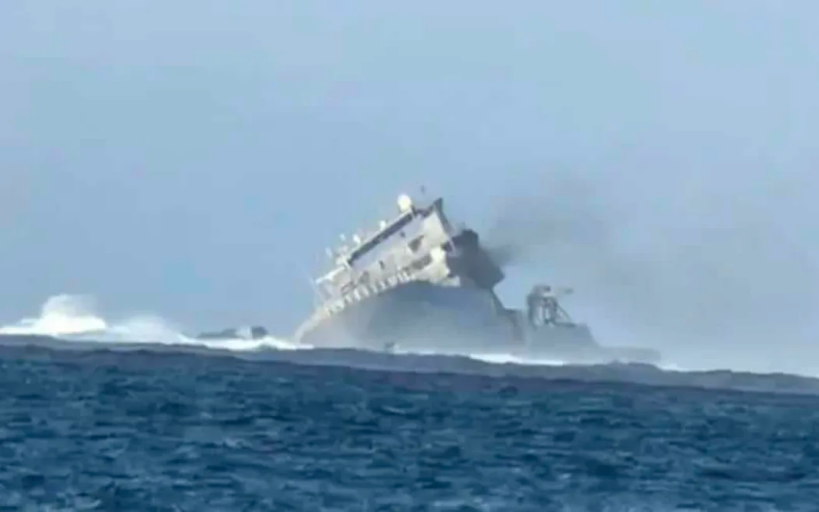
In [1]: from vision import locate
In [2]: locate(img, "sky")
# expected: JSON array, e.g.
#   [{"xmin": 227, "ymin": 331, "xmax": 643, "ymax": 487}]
[{"xmin": 2, "ymin": 1, "xmax": 819, "ymax": 373}]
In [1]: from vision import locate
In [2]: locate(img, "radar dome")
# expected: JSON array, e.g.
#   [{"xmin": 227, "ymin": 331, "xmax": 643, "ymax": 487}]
[{"xmin": 397, "ymin": 194, "xmax": 414, "ymax": 213}]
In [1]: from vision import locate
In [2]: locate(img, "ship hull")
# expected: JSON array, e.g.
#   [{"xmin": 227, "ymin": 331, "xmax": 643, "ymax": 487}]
[{"xmin": 295, "ymin": 282, "xmax": 660, "ymax": 365}]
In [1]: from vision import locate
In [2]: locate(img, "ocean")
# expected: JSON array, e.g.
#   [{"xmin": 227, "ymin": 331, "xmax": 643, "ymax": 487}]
[{"xmin": 0, "ymin": 344, "xmax": 816, "ymax": 511}]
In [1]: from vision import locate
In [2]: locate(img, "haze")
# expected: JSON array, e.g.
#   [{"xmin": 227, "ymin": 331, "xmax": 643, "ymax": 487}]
[{"xmin": 2, "ymin": 1, "xmax": 818, "ymax": 374}]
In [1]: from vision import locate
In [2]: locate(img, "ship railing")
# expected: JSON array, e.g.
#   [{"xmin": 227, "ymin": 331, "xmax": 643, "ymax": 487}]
[{"xmin": 309, "ymin": 266, "xmax": 420, "ymax": 323}]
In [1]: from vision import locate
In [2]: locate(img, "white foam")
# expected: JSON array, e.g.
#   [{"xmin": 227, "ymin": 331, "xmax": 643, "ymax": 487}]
[
  {"xmin": 189, "ymin": 335, "xmax": 310, "ymax": 352},
  {"xmin": 0, "ymin": 294, "xmax": 306, "ymax": 352},
  {"xmin": 0, "ymin": 294, "xmax": 107, "ymax": 336},
  {"xmin": 390, "ymin": 347, "xmax": 568, "ymax": 367},
  {"xmin": 2, "ymin": 294, "xmax": 688, "ymax": 369},
  {"xmin": 467, "ymin": 352, "xmax": 568, "ymax": 366}
]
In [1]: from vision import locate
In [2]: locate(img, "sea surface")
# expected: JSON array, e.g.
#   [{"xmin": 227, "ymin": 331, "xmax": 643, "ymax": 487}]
[{"xmin": 0, "ymin": 346, "xmax": 817, "ymax": 511}]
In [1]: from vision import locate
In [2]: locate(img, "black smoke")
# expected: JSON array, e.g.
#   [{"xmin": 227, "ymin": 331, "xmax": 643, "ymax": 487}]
[{"xmin": 481, "ymin": 164, "xmax": 819, "ymax": 374}]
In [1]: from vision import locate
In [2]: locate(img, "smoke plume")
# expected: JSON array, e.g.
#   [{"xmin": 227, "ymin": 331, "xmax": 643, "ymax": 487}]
[{"xmin": 481, "ymin": 164, "xmax": 819, "ymax": 374}]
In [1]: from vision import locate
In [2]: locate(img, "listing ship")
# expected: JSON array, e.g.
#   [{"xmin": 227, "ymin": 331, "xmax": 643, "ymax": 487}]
[{"xmin": 293, "ymin": 193, "xmax": 660, "ymax": 365}]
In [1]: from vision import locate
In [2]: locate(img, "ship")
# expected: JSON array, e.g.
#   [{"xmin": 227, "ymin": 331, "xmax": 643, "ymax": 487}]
[{"xmin": 292, "ymin": 193, "xmax": 661, "ymax": 365}]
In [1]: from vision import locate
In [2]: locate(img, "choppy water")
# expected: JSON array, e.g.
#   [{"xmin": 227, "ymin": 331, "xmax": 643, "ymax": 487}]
[{"xmin": 1, "ymin": 347, "xmax": 817, "ymax": 511}]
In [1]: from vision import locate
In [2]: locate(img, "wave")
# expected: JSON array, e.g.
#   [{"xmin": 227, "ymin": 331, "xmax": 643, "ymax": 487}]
[
  {"xmin": 0, "ymin": 294, "xmax": 304, "ymax": 352},
  {"xmin": 1, "ymin": 331, "xmax": 817, "ymax": 396},
  {"xmin": 0, "ymin": 294, "xmax": 692, "ymax": 371},
  {"xmin": 0, "ymin": 295, "xmax": 107, "ymax": 336},
  {"xmin": 1, "ymin": 295, "xmax": 577, "ymax": 365},
  {"xmin": 2, "ymin": 295, "xmax": 819, "ymax": 395},
  {"xmin": 0, "ymin": 294, "xmax": 734, "ymax": 383}
]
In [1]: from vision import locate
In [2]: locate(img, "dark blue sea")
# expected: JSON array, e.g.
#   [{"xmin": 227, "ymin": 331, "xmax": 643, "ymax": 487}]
[{"xmin": 1, "ymin": 346, "xmax": 817, "ymax": 511}]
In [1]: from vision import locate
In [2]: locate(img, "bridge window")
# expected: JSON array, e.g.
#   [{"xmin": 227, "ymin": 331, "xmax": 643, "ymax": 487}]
[
  {"xmin": 410, "ymin": 253, "xmax": 432, "ymax": 270},
  {"xmin": 408, "ymin": 236, "xmax": 424, "ymax": 252}
]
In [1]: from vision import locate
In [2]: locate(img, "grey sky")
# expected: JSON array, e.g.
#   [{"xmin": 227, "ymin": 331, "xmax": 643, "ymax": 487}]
[{"xmin": 2, "ymin": 2, "xmax": 819, "ymax": 373}]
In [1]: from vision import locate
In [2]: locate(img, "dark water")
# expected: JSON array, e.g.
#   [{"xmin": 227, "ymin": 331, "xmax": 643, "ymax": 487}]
[{"xmin": 1, "ymin": 348, "xmax": 817, "ymax": 511}]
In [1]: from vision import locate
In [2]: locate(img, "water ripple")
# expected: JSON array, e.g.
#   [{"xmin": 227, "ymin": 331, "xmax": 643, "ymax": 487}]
[{"xmin": 0, "ymin": 349, "xmax": 816, "ymax": 510}]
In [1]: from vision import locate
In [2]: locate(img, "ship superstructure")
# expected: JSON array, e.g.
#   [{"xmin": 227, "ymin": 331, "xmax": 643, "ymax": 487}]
[{"xmin": 293, "ymin": 193, "xmax": 660, "ymax": 364}]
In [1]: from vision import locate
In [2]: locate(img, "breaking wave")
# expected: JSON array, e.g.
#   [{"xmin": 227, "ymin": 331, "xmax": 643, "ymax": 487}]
[
  {"xmin": 0, "ymin": 294, "xmax": 305, "ymax": 352},
  {"xmin": 0, "ymin": 295, "xmax": 107, "ymax": 337},
  {"xmin": 4, "ymin": 296, "xmax": 819, "ymax": 395},
  {"xmin": 398, "ymin": 348, "xmax": 570, "ymax": 367},
  {"xmin": 0, "ymin": 295, "xmax": 691, "ymax": 372},
  {"xmin": 0, "ymin": 294, "xmax": 576, "ymax": 366}
]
